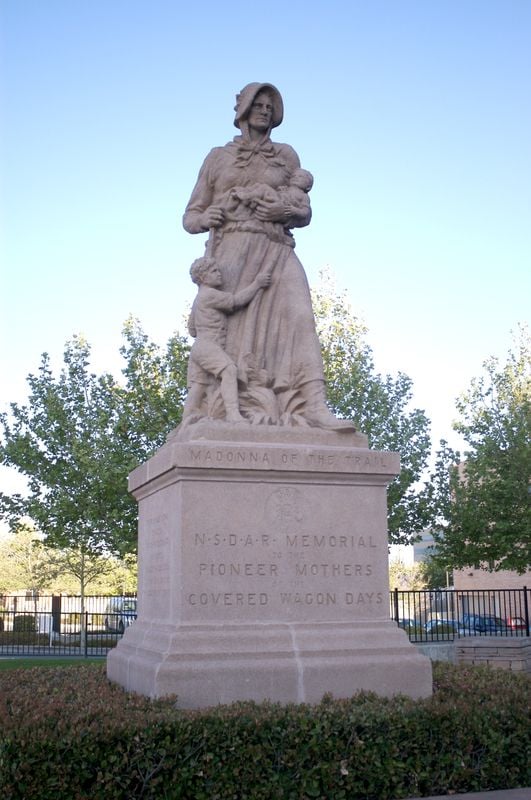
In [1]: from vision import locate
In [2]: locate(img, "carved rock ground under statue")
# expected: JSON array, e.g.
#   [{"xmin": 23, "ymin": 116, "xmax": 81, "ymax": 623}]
[
  {"xmin": 107, "ymin": 429, "xmax": 432, "ymax": 705},
  {"xmin": 107, "ymin": 83, "xmax": 432, "ymax": 705}
]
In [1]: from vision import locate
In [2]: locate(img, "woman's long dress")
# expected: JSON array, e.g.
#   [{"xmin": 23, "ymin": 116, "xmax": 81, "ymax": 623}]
[{"xmin": 183, "ymin": 136, "xmax": 325, "ymax": 422}]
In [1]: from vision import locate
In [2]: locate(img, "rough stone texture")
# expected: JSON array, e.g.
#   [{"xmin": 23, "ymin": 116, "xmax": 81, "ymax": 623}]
[
  {"xmin": 168, "ymin": 418, "xmax": 368, "ymax": 447},
  {"xmin": 415, "ymin": 641, "xmax": 458, "ymax": 663},
  {"xmin": 107, "ymin": 432, "xmax": 432, "ymax": 706},
  {"xmin": 180, "ymin": 82, "xmax": 358, "ymax": 432},
  {"xmin": 108, "ymin": 82, "xmax": 433, "ymax": 706},
  {"xmin": 457, "ymin": 636, "xmax": 531, "ymax": 673}
]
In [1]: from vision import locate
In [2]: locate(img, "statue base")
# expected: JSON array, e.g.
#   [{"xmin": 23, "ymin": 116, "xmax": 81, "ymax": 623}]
[{"xmin": 107, "ymin": 425, "xmax": 432, "ymax": 706}]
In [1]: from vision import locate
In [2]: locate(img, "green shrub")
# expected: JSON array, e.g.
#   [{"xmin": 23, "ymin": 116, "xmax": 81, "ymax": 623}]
[
  {"xmin": 430, "ymin": 625, "xmax": 455, "ymax": 635},
  {"xmin": 401, "ymin": 623, "xmax": 423, "ymax": 638},
  {"xmin": 12, "ymin": 614, "xmax": 38, "ymax": 632},
  {"xmin": 0, "ymin": 631, "xmax": 49, "ymax": 646},
  {"xmin": 0, "ymin": 662, "xmax": 529, "ymax": 799},
  {"xmin": 50, "ymin": 635, "xmax": 119, "ymax": 649}
]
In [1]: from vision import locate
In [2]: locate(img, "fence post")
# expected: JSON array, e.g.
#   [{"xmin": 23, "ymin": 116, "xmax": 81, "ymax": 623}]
[
  {"xmin": 84, "ymin": 612, "xmax": 89, "ymax": 658},
  {"xmin": 51, "ymin": 595, "xmax": 62, "ymax": 635},
  {"xmin": 393, "ymin": 588, "xmax": 400, "ymax": 623},
  {"xmin": 523, "ymin": 586, "xmax": 530, "ymax": 638}
]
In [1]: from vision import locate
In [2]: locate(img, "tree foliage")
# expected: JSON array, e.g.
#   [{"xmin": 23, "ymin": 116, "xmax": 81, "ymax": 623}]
[
  {"xmin": 0, "ymin": 337, "xmax": 137, "ymax": 558},
  {"xmin": 388, "ymin": 558, "xmax": 427, "ymax": 590},
  {"xmin": 1, "ymin": 278, "xmax": 438, "ymax": 555},
  {"xmin": 312, "ymin": 271, "xmax": 434, "ymax": 544},
  {"xmin": 0, "ymin": 325, "xmax": 189, "ymax": 561},
  {"xmin": 420, "ymin": 554, "xmax": 454, "ymax": 590},
  {"xmin": 118, "ymin": 316, "xmax": 189, "ymax": 456},
  {"xmin": 0, "ymin": 525, "xmax": 57, "ymax": 595},
  {"xmin": 0, "ymin": 525, "xmax": 138, "ymax": 595},
  {"xmin": 432, "ymin": 325, "xmax": 531, "ymax": 573}
]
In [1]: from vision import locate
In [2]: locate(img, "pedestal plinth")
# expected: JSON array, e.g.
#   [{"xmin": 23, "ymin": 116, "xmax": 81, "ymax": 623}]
[{"xmin": 107, "ymin": 426, "xmax": 432, "ymax": 706}]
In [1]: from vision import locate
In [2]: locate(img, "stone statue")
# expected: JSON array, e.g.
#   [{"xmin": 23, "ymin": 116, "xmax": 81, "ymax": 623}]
[
  {"xmin": 108, "ymin": 84, "xmax": 431, "ymax": 709},
  {"xmin": 183, "ymin": 256, "xmax": 271, "ymax": 424},
  {"xmin": 183, "ymin": 82, "xmax": 354, "ymax": 431}
]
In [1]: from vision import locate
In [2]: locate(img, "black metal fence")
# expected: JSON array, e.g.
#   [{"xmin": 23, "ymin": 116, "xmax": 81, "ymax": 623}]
[
  {"xmin": 0, "ymin": 588, "xmax": 529, "ymax": 656},
  {"xmin": 0, "ymin": 594, "xmax": 137, "ymax": 657},
  {"xmin": 391, "ymin": 585, "xmax": 530, "ymax": 642}
]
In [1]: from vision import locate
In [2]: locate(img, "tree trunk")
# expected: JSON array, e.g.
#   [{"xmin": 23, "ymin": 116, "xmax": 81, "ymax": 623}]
[{"xmin": 79, "ymin": 551, "xmax": 87, "ymax": 655}]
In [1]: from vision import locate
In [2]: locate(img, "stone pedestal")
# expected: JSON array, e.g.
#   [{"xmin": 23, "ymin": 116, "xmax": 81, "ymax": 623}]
[{"xmin": 107, "ymin": 425, "xmax": 432, "ymax": 706}]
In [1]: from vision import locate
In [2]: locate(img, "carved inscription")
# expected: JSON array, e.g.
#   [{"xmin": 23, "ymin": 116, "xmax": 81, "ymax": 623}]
[
  {"xmin": 181, "ymin": 478, "xmax": 388, "ymax": 621},
  {"xmin": 188, "ymin": 592, "xmax": 269, "ymax": 606},
  {"xmin": 265, "ymin": 487, "xmax": 304, "ymax": 530},
  {"xmin": 279, "ymin": 591, "xmax": 383, "ymax": 606},
  {"xmin": 188, "ymin": 520, "xmax": 383, "ymax": 617},
  {"xmin": 189, "ymin": 448, "xmax": 271, "ymax": 465},
  {"xmin": 194, "ymin": 533, "xmax": 274, "ymax": 547},
  {"xmin": 199, "ymin": 562, "xmax": 278, "ymax": 577},
  {"xmin": 286, "ymin": 534, "xmax": 377, "ymax": 548},
  {"xmin": 143, "ymin": 513, "xmax": 170, "ymax": 609},
  {"xmin": 295, "ymin": 563, "xmax": 373, "ymax": 577},
  {"xmin": 343, "ymin": 453, "xmax": 389, "ymax": 469},
  {"xmin": 186, "ymin": 445, "xmax": 392, "ymax": 472},
  {"xmin": 346, "ymin": 592, "xmax": 383, "ymax": 604},
  {"xmin": 144, "ymin": 514, "xmax": 170, "ymax": 584},
  {"xmin": 281, "ymin": 592, "xmax": 337, "ymax": 605}
]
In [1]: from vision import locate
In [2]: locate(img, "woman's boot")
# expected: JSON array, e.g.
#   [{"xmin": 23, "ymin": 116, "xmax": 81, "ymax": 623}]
[{"xmin": 301, "ymin": 380, "xmax": 356, "ymax": 431}]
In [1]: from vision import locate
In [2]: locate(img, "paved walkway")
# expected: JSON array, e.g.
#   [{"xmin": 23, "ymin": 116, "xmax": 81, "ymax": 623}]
[{"xmin": 404, "ymin": 789, "xmax": 530, "ymax": 800}]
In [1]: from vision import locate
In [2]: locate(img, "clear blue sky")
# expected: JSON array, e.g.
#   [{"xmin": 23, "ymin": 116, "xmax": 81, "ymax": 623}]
[{"xmin": 1, "ymin": 1, "xmax": 530, "ymax": 492}]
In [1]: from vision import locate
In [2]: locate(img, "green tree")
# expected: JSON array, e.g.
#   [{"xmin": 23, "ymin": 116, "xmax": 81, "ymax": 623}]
[
  {"xmin": 0, "ymin": 524, "xmax": 58, "ymax": 594},
  {"xmin": 0, "ymin": 528, "xmax": 138, "ymax": 596},
  {"xmin": 420, "ymin": 554, "xmax": 454, "ymax": 590},
  {"xmin": 388, "ymin": 559, "xmax": 427, "ymax": 590},
  {"xmin": 2, "ymin": 276, "xmax": 435, "ymax": 571},
  {"xmin": 0, "ymin": 324, "xmax": 190, "ymax": 560},
  {"xmin": 312, "ymin": 271, "xmax": 434, "ymax": 544},
  {"xmin": 42, "ymin": 551, "xmax": 138, "ymax": 595},
  {"xmin": 432, "ymin": 326, "xmax": 531, "ymax": 573},
  {"xmin": 89, "ymin": 553, "xmax": 138, "ymax": 595},
  {"xmin": 117, "ymin": 316, "xmax": 189, "ymax": 455},
  {"xmin": 0, "ymin": 337, "xmax": 138, "ymax": 559},
  {"xmin": 0, "ymin": 337, "xmax": 149, "ymax": 645}
]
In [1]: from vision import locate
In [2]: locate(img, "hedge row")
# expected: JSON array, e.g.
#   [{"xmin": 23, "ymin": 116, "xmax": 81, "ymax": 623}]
[
  {"xmin": 0, "ymin": 661, "xmax": 530, "ymax": 799},
  {"xmin": 0, "ymin": 632, "xmax": 118, "ymax": 647}
]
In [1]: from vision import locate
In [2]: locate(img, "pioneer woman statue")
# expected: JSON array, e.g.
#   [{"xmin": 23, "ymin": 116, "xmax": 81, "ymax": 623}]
[{"xmin": 183, "ymin": 82, "xmax": 353, "ymax": 430}]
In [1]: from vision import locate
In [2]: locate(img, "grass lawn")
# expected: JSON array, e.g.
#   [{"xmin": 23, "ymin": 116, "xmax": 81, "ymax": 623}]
[{"xmin": 0, "ymin": 656, "xmax": 104, "ymax": 670}]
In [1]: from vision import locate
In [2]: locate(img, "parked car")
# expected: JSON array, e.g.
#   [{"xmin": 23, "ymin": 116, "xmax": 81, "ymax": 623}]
[
  {"xmin": 506, "ymin": 615, "xmax": 527, "ymax": 631},
  {"xmin": 461, "ymin": 614, "xmax": 509, "ymax": 634},
  {"xmin": 104, "ymin": 598, "xmax": 137, "ymax": 634}
]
